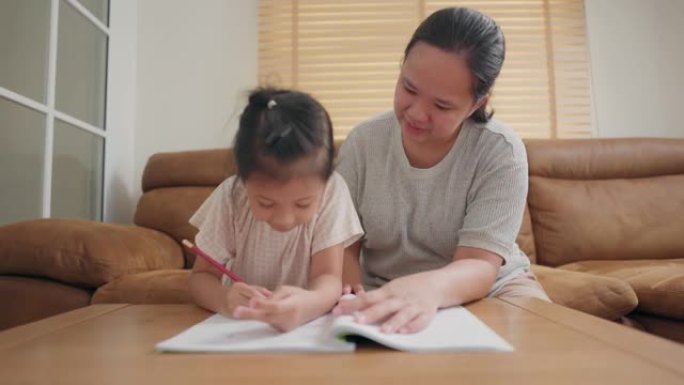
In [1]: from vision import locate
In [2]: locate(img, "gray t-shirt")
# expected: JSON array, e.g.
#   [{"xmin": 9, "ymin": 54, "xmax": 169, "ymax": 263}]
[{"xmin": 337, "ymin": 111, "xmax": 530, "ymax": 294}]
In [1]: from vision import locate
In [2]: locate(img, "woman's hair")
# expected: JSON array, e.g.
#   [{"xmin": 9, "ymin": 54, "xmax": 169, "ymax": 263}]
[
  {"xmin": 234, "ymin": 87, "xmax": 334, "ymax": 181},
  {"xmin": 404, "ymin": 7, "xmax": 505, "ymax": 123}
]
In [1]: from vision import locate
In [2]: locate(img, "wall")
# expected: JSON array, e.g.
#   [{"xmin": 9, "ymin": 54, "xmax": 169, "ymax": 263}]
[
  {"xmin": 104, "ymin": 0, "xmax": 137, "ymax": 223},
  {"xmin": 106, "ymin": 0, "xmax": 683, "ymax": 223},
  {"xmin": 132, "ymin": 0, "xmax": 258, "ymax": 215},
  {"xmin": 585, "ymin": 0, "xmax": 684, "ymax": 138}
]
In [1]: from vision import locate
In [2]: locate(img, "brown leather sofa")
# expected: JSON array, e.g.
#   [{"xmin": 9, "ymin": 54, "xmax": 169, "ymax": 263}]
[{"xmin": 1, "ymin": 138, "xmax": 683, "ymax": 343}]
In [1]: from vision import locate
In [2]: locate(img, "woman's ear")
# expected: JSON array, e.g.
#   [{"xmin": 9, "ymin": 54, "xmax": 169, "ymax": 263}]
[{"xmin": 467, "ymin": 95, "xmax": 489, "ymax": 118}]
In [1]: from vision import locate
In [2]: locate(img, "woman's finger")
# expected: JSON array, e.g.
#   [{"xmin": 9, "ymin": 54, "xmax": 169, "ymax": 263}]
[
  {"xmin": 379, "ymin": 304, "xmax": 421, "ymax": 334},
  {"xmin": 398, "ymin": 312, "xmax": 435, "ymax": 334},
  {"xmin": 353, "ymin": 297, "xmax": 404, "ymax": 325},
  {"xmin": 353, "ymin": 284, "xmax": 365, "ymax": 294}
]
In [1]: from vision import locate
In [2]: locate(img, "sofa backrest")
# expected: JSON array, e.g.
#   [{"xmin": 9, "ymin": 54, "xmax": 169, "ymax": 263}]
[
  {"xmin": 135, "ymin": 138, "xmax": 684, "ymax": 269},
  {"xmin": 524, "ymin": 138, "xmax": 684, "ymax": 267},
  {"xmin": 135, "ymin": 149, "xmax": 234, "ymax": 267}
]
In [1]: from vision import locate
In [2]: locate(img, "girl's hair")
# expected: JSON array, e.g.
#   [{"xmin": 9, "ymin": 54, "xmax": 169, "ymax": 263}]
[
  {"xmin": 234, "ymin": 87, "xmax": 334, "ymax": 181},
  {"xmin": 404, "ymin": 7, "xmax": 505, "ymax": 123}
]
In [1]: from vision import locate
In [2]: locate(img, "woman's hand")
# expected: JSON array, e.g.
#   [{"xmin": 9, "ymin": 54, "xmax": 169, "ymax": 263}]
[
  {"xmin": 332, "ymin": 272, "xmax": 443, "ymax": 334},
  {"xmin": 233, "ymin": 285, "xmax": 314, "ymax": 332},
  {"xmin": 333, "ymin": 252, "xmax": 502, "ymax": 334},
  {"xmin": 223, "ymin": 282, "xmax": 272, "ymax": 316}
]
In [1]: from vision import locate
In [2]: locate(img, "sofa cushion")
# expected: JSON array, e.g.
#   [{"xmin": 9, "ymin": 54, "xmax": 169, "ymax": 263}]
[
  {"xmin": 92, "ymin": 269, "xmax": 192, "ymax": 304},
  {"xmin": 0, "ymin": 275, "xmax": 92, "ymax": 331},
  {"xmin": 525, "ymin": 138, "xmax": 684, "ymax": 267},
  {"xmin": 134, "ymin": 187, "xmax": 214, "ymax": 267},
  {"xmin": 560, "ymin": 259, "xmax": 684, "ymax": 320},
  {"xmin": 531, "ymin": 264, "xmax": 638, "ymax": 321},
  {"xmin": 516, "ymin": 206, "xmax": 536, "ymax": 263},
  {"xmin": 142, "ymin": 149, "xmax": 234, "ymax": 192},
  {"xmin": 0, "ymin": 219, "xmax": 184, "ymax": 288},
  {"xmin": 528, "ymin": 175, "xmax": 684, "ymax": 267},
  {"xmin": 626, "ymin": 311, "xmax": 684, "ymax": 344}
]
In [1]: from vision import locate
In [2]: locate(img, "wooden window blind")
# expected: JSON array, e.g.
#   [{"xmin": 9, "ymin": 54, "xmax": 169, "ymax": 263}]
[{"xmin": 259, "ymin": 0, "xmax": 592, "ymax": 139}]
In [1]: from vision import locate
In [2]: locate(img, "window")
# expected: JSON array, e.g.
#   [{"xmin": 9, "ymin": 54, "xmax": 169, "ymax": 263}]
[
  {"xmin": 259, "ymin": 0, "xmax": 592, "ymax": 139},
  {"xmin": 0, "ymin": 0, "xmax": 108, "ymax": 225}
]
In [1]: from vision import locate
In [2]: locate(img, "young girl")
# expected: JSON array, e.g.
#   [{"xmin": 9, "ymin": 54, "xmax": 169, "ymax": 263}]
[{"xmin": 188, "ymin": 88, "xmax": 363, "ymax": 332}]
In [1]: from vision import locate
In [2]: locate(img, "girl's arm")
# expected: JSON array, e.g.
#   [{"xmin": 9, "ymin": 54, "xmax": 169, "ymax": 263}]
[
  {"xmin": 333, "ymin": 246, "xmax": 501, "ymax": 333},
  {"xmin": 188, "ymin": 256, "xmax": 271, "ymax": 316},
  {"xmin": 306, "ymin": 242, "xmax": 345, "ymax": 310},
  {"xmin": 233, "ymin": 243, "xmax": 344, "ymax": 332},
  {"xmin": 342, "ymin": 240, "xmax": 365, "ymax": 294}
]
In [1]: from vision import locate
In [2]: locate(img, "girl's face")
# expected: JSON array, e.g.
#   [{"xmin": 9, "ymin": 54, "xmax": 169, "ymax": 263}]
[
  {"xmin": 244, "ymin": 172, "xmax": 326, "ymax": 232},
  {"xmin": 394, "ymin": 41, "xmax": 486, "ymax": 147}
]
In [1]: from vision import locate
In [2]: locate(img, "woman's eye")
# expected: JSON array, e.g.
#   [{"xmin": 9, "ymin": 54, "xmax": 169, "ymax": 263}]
[
  {"xmin": 259, "ymin": 202, "xmax": 274, "ymax": 208},
  {"xmin": 436, "ymin": 104, "xmax": 451, "ymax": 111},
  {"xmin": 404, "ymin": 85, "xmax": 416, "ymax": 94},
  {"xmin": 295, "ymin": 203, "xmax": 311, "ymax": 209}
]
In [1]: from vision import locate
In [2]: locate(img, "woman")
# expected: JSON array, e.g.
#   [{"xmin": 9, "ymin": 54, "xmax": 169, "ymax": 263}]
[{"xmin": 334, "ymin": 7, "xmax": 550, "ymax": 334}]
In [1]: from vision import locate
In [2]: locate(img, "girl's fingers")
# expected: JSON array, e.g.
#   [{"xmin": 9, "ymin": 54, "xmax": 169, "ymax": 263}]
[
  {"xmin": 234, "ymin": 283, "xmax": 272, "ymax": 300},
  {"xmin": 233, "ymin": 305, "xmax": 268, "ymax": 320},
  {"xmin": 254, "ymin": 286, "xmax": 273, "ymax": 298},
  {"xmin": 270, "ymin": 288, "xmax": 294, "ymax": 301},
  {"xmin": 336, "ymin": 288, "xmax": 388, "ymax": 313},
  {"xmin": 341, "ymin": 284, "xmax": 364, "ymax": 297}
]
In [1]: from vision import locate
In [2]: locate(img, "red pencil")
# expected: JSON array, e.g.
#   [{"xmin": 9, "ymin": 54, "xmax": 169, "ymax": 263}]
[{"xmin": 182, "ymin": 239, "xmax": 245, "ymax": 283}]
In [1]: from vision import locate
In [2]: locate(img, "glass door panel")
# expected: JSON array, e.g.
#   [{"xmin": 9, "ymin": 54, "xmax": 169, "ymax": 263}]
[
  {"xmin": 78, "ymin": 0, "xmax": 109, "ymax": 26},
  {"xmin": 0, "ymin": 0, "xmax": 51, "ymax": 103},
  {"xmin": 51, "ymin": 119, "xmax": 104, "ymax": 220},
  {"xmin": 55, "ymin": 0, "xmax": 108, "ymax": 129},
  {"xmin": 0, "ymin": 97, "xmax": 46, "ymax": 225}
]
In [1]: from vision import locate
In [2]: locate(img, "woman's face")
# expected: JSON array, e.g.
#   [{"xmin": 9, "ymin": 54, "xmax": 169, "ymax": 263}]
[{"xmin": 394, "ymin": 41, "xmax": 484, "ymax": 146}]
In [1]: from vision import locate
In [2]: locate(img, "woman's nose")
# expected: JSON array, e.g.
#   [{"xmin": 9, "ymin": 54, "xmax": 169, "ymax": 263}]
[{"xmin": 407, "ymin": 100, "xmax": 429, "ymax": 123}]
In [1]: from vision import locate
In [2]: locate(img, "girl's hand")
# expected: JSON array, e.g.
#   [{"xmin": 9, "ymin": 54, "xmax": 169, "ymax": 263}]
[
  {"xmin": 224, "ymin": 282, "xmax": 272, "ymax": 316},
  {"xmin": 332, "ymin": 273, "xmax": 442, "ymax": 334},
  {"xmin": 342, "ymin": 283, "xmax": 365, "ymax": 296},
  {"xmin": 233, "ymin": 285, "xmax": 313, "ymax": 332}
]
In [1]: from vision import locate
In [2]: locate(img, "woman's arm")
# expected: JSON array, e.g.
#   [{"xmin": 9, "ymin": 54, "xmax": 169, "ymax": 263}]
[
  {"xmin": 333, "ymin": 246, "xmax": 501, "ymax": 333},
  {"xmin": 233, "ymin": 243, "xmax": 344, "ymax": 332}
]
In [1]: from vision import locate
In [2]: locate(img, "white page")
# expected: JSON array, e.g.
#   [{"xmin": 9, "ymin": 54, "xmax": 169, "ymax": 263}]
[
  {"xmin": 156, "ymin": 314, "xmax": 355, "ymax": 353},
  {"xmin": 331, "ymin": 307, "xmax": 514, "ymax": 352},
  {"xmin": 156, "ymin": 306, "xmax": 512, "ymax": 353}
]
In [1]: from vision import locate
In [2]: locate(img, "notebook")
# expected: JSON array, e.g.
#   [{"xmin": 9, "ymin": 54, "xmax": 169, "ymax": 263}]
[{"xmin": 156, "ymin": 306, "xmax": 513, "ymax": 353}]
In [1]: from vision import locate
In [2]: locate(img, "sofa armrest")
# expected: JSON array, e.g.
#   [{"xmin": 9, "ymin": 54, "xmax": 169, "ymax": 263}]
[
  {"xmin": 531, "ymin": 264, "xmax": 638, "ymax": 321},
  {"xmin": 0, "ymin": 219, "xmax": 184, "ymax": 288}
]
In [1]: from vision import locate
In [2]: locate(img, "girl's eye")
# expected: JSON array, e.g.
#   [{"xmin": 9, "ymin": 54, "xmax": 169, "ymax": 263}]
[
  {"xmin": 436, "ymin": 104, "xmax": 451, "ymax": 111},
  {"xmin": 258, "ymin": 201, "xmax": 275, "ymax": 208},
  {"xmin": 295, "ymin": 203, "xmax": 311, "ymax": 209}
]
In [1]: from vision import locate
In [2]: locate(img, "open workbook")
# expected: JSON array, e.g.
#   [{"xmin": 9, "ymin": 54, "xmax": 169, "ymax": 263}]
[{"xmin": 156, "ymin": 306, "xmax": 513, "ymax": 353}]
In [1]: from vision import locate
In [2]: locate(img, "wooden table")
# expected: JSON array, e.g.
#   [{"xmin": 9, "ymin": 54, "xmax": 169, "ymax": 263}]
[{"xmin": 1, "ymin": 298, "xmax": 683, "ymax": 385}]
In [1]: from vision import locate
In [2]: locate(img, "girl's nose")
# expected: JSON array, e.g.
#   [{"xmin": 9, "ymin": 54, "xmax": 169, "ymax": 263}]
[{"xmin": 270, "ymin": 211, "xmax": 296, "ymax": 232}]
